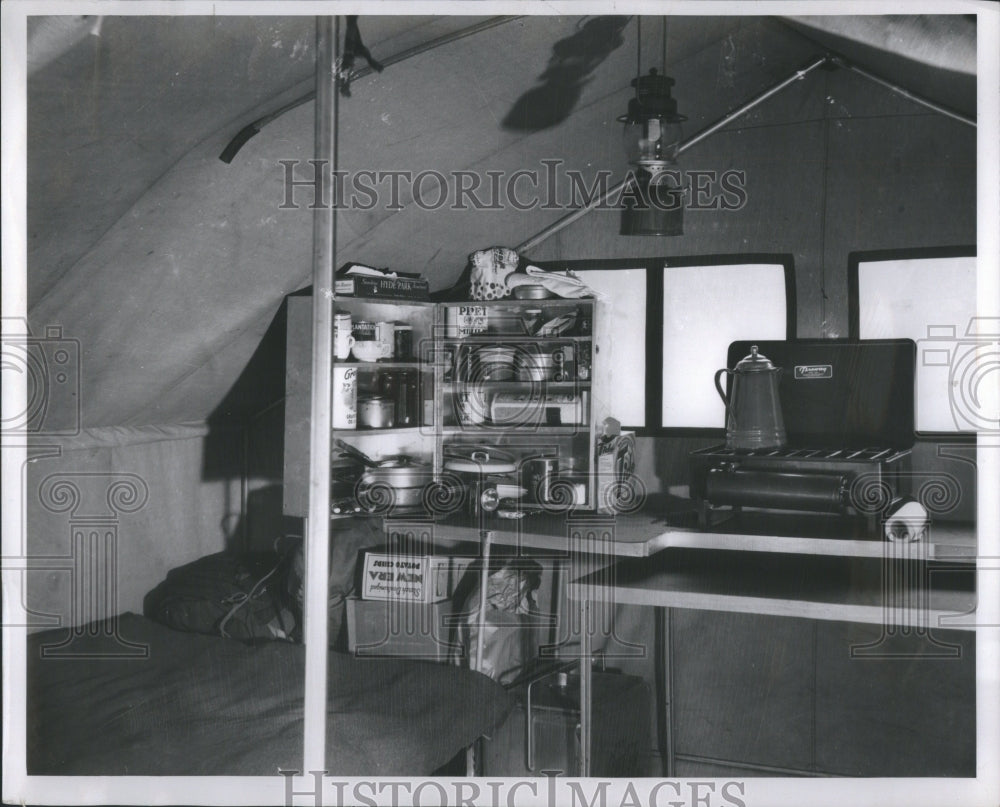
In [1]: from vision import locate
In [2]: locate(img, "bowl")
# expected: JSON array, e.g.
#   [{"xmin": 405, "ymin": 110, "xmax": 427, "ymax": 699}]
[
  {"xmin": 351, "ymin": 340, "xmax": 390, "ymax": 362},
  {"xmin": 513, "ymin": 284, "xmax": 554, "ymax": 300}
]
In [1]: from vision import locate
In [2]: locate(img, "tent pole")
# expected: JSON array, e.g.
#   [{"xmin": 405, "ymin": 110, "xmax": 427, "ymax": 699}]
[{"xmin": 303, "ymin": 14, "xmax": 338, "ymax": 776}]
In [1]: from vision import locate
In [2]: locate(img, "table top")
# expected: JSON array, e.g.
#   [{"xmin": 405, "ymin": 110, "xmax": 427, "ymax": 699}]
[
  {"xmin": 567, "ymin": 546, "xmax": 978, "ymax": 631},
  {"xmin": 421, "ymin": 504, "xmax": 976, "ymax": 561}
]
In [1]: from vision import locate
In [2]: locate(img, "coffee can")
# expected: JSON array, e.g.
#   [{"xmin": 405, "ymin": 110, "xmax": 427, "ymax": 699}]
[
  {"xmin": 352, "ymin": 320, "xmax": 375, "ymax": 341},
  {"xmin": 332, "ymin": 366, "xmax": 357, "ymax": 429}
]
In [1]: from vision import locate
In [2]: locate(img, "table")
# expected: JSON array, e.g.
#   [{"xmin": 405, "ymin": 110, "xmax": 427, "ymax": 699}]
[
  {"xmin": 567, "ymin": 520, "xmax": 977, "ymax": 776},
  {"xmin": 392, "ymin": 508, "xmax": 977, "ymax": 776}
]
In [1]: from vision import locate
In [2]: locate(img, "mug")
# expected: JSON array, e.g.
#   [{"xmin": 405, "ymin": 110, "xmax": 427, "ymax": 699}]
[{"xmin": 334, "ymin": 313, "xmax": 356, "ymax": 360}]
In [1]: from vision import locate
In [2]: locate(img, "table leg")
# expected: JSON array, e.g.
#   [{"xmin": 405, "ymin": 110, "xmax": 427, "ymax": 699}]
[
  {"xmin": 655, "ymin": 606, "xmax": 674, "ymax": 777},
  {"xmin": 467, "ymin": 530, "xmax": 493, "ymax": 776},
  {"xmin": 579, "ymin": 597, "xmax": 592, "ymax": 777}
]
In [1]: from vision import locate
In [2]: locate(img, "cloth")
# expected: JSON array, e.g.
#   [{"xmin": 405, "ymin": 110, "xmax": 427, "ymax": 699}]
[{"xmin": 505, "ymin": 265, "xmax": 599, "ymax": 299}]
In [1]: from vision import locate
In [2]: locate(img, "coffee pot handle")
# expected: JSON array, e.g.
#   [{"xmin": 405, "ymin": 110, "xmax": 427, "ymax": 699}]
[
  {"xmin": 714, "ymin": 368, "xmax": 733, "ymax": 408},
  {"xmin": 715, "ymin": 367, "xmax": 733, "ymax": 424}
]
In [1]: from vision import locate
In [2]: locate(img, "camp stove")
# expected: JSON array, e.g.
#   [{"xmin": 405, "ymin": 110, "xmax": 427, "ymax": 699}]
[{"xmin": 690, "ymin": 339, "xmax": 917, "ymax": 534}]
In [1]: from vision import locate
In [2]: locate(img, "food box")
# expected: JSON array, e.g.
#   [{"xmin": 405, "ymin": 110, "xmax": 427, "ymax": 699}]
[
  {"xmin": 595, "ymin": 430, "xmax": 637, "ymax": 514},
  {"xmin": 360, "ymin": 551, "xmax": 469, "ymax": 603},
  {"xmin": 346, "ymin": 597, "xmax": 456, "ymax": 661},
  {"xmin": 335, "ymin": 264, "xmax": 429, "ymax": 300}
]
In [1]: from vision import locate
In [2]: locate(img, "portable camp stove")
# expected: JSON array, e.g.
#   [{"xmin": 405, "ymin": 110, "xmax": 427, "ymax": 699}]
[
  {"xmin": 689, "ymin": 444, "xmax": 911, "ymax": 533},
  {"xmin": 689, "ymin": 339, "xmax": 917, "ymax": 535}
]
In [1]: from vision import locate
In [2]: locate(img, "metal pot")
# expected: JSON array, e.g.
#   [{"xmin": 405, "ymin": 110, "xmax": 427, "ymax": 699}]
[
  {"xmin": 714, "ymin": 345, "xmax": 786, "ymax": 451},
  {"xmin": 357, "ymin": 459, "xmax": 434, "ymax": 512},
  {"xmin": 358, "ymin": 395, "xmax": 395, "ymax": 428},
  {"xmin": 360, "ymin": 460, "xmax": 433, "ymax": 489}
]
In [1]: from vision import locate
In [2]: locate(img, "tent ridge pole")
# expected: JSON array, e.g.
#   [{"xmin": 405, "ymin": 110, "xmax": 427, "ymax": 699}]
[{"xmin": 303, "ymin": 14, "xmax": 337, "ymax": 776}]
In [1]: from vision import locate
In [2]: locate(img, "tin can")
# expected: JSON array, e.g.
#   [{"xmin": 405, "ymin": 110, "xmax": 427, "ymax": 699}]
[
  {"xmin": 375, "ymin": 322, "xmax": 395, "ymax": 358},
  {"xmin": 446, "ymin": 305, "xmax": 488, "ymax": 338},
  {"xmin": 352, "ymin": 320, "xmax": 375, "ymax": 341},
  {"xmin": 332, "ymin": 366, "xmax": 357, "ymax": 429},
  {"xmin": 522, "ymin": 457, "xmax": 559, "ymax": 504}
]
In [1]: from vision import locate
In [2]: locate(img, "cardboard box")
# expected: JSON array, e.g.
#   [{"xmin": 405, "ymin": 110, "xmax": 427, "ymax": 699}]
[
  {"xmin": 346, "ymin": 597, "xmax": 456, "ymax": 661},
  {"xmin": 360, "ymin": 551, "xmax": 469, "ymax": 603},
  {"xmin": 595, "ymin": 430, "xmax": 637, "ymax": 514},
  {"xmin": 335, "ymin": 266, "xmax": 429, "ymax": 300}
]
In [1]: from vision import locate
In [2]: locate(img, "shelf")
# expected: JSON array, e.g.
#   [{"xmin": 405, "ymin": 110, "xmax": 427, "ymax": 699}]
[
  {"xmin": 440, "ymin": 299, "xmax": 594, "ymax": 307},
  {"xmin": 334, "ymin": 298, "xmax": 436, "ymax": 307},
  {"xmin": 441, "ymin": 425, "xmax": 589, "ymax": 435},
  {"xmin": 333, "ymin": 426, "xmax": 431, "ymax": 435},
  {"xmin": 334, "ymin": 361, "xmax": 426, "ymax": 370},
  {"xmin": 438, "ymin": 334, "xmax": 592, "ymax": 343},
  {"xmin": 442, "ymin": 381, "xmax": 591, "ymax": 392}
]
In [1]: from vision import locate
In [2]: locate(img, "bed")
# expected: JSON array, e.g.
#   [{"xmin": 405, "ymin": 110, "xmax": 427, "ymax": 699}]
[{"xmin": 27, "ymin": 612, "xmax": 513, "ymax": 776}]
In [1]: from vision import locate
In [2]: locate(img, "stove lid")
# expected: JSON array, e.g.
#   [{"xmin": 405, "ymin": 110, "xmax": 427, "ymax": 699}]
[{"xmin": 725, "ymin": 339, "xmax": 916, "ymax": 449}]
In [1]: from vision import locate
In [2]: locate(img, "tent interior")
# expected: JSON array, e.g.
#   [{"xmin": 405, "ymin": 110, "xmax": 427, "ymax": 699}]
[{"xmin": 13, "ymin": 10, "xmax": 983, "ymax": 780}]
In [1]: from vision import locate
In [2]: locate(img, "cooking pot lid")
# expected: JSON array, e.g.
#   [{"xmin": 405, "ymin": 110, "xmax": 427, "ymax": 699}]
[
  {"xmin": 734, "ymin": 344, "xmax": 779, "ymax": 372},
  {"xmin": 444, "ymin": 445, "xmax": 517, "ymax": 474}
]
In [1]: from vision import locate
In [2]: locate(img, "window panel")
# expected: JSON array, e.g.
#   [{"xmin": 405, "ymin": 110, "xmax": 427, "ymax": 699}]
[
  {"xmin": 856, "ymin": 254, "xmax": 979, "ymax": 432},
  {"xmin": 662, "ymin": 263, "xmax": 789, "ymax": 429},
  {"xmin": 576, "ymin": 268, "xmax": 647, "ymax": 427}
]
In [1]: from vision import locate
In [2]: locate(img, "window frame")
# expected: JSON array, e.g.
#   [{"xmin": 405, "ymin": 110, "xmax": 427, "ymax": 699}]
[{"xmin": 540, "ymin": 253, "xmax": 796, "ymax": 437}]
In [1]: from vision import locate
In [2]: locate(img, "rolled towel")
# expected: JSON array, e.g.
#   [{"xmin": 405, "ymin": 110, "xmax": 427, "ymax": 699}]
[{"xmin": 884, "ymin": 497, "xmax": 929, "ymax": 543}]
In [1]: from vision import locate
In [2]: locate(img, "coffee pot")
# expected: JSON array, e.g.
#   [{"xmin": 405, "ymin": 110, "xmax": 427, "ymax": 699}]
[{"xmin": 714, "ymin": 345, "xmax": 787, "ymax": 451}]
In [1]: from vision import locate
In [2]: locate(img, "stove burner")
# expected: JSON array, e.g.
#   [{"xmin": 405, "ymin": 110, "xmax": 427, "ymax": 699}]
[{"xmin": 689, "ymin": 444, "xmax": 911, "ymax": 534}]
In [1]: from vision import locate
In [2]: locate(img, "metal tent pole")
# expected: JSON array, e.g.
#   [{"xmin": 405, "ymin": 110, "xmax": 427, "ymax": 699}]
[{"xmin": 303, "ymin": 14, "xmax": 338, "ymax": 775}]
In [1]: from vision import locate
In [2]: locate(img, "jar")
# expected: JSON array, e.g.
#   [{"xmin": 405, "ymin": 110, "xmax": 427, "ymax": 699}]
[{"xmin": 394, "ymin": 324, "xmax": 414, "ymax": 361}]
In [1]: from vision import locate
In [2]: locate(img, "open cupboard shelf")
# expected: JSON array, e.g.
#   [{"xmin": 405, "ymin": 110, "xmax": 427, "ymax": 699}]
[{"xmin": 283, "ymin": 294, "xmax": 608, "ymax": 517}]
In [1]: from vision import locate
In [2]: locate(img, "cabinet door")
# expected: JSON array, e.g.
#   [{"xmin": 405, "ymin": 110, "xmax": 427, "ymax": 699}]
[
  {"xmin": 814, "ymin": 621, "xmax": 975, "ymax": 776},
  {"xmin": 671, "ymin": 610, "xmax": 815, "ymax": 772}
]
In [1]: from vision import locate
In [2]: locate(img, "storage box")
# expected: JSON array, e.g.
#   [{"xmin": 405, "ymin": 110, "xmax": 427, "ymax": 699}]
[
  {"xmin": 360, "ymin": 551, "xmax": 468, "ymax": 603},
  {"xmin": 346, "ymin": 596, "xmax": 456, "ymax": 661}
]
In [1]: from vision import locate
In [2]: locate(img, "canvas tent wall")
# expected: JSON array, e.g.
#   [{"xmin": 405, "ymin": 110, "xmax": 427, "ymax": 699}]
[{"xmin": 16, "ymin": 10, "xmax": 977, "ymax": 631}]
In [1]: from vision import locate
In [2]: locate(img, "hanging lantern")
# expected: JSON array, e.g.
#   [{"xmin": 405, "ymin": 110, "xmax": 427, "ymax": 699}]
[
  {"xmin": 620, "ymin": 68, "xmax": 685, "ymax": 167},
  {"xmin": 619, "ymin": 67, "xmax": 687, "ymax": 236}
]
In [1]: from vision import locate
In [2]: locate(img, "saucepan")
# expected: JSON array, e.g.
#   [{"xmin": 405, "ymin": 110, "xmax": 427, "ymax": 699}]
[{"xmin": 334, "ymin": 439, "xmax": 433, "ymax": 510}]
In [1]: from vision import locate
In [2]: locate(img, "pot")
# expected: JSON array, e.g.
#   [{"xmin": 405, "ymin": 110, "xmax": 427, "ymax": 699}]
[
  {"xmin": 356, "ymin": 458, "xmax": 434, "ymax": 512},
  {"xmin": 360, "ymin": 460, "xmax": 433, "ymax": 489},
  {"xmin": 714, "ymin": 345, "xmax": 786, "ymax": 451},
  {"xmin": 358, "ymin": 395, "xmax": 395, "ymax": 428}
]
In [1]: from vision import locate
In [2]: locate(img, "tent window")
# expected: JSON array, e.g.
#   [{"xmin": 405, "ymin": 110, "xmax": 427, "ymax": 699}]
[
  {"xmin": 660, "ymin": 260, "xmax": 791, "ymax": 430},
  {"xmin": 850, "ymin": 248, "xmax": 978, "ymax": 434}
]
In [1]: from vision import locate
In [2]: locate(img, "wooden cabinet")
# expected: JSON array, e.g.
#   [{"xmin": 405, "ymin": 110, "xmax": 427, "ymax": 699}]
[{"xmin": 283, "ymin": 293, "xmax": 610, "ymax": 518}]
